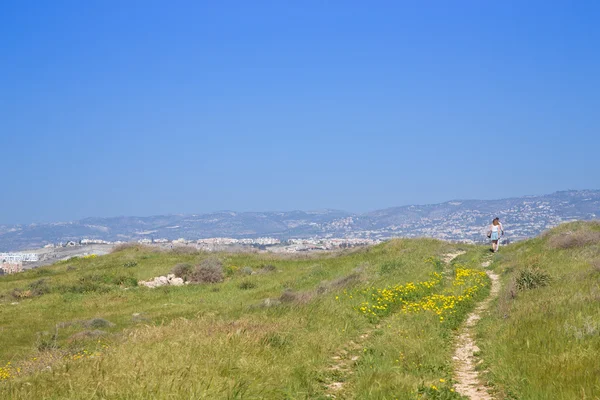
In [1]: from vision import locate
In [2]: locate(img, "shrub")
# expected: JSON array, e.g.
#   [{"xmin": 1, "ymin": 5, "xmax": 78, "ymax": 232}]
[
  {"xmin": 238, "ymin": 280, "xmax": 257, "ymax": 290},
  {"xmin": 36, "ymin": 331, "xmax": 59, "ymax": 351},
  {"xmin": 123, "ymin": 261, "xmax": 138, "ymax": 268},
  {"xmin": 28, "ymin": 279, "xmax": 51, "ymax": 296},
  {"xmin": 190, "ymin": 258, "xmax": 224, "ymax": 283},
  {"xmin": 260, "ymin": 264, "xmax": 277, "ymax": 273},
  {"xmin": 515, "ymin": 267, "xmax": 551, "ymax": 290},
  {"xmin": 241, "ymin": 266, "xmax": 254, "ymax": 275},
  {"xmin": 171, "ymin": 263, "xmax": 193, "ymax": 281}
]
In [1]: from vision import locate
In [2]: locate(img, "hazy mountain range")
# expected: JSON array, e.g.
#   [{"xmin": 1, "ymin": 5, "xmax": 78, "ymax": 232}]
[{"xmin": 1, "ymin": 190, "xmax": 598, "ymax": 251}]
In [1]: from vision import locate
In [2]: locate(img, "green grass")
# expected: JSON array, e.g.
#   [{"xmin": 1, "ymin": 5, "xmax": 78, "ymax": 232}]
[
  {"xmin": 0, "ymin": 238, "xmax": 486, "ymax": 399},
  {"xmin": 477, "ymin": 221, "xmax": 600, "ymax": 400},
  {"xmin": 3, "ymin": 224, "xmax": 597, "ymax": 399}
]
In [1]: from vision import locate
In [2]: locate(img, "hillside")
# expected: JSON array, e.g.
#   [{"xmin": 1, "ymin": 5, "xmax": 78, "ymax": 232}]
[
  {"xmin": 0, "ymin": 223, "xmax": 598, "ymax": 399},
  {"xmin": 1, "ymin": 238, "xmax": 486, "ymax": 399},
  {"xmin": 476, "ymin": 221, "xmax": 600, "ymax": 399},
  {"xmin": 1, "ymin": 190, "xmax": 599, "ymax": 251}
]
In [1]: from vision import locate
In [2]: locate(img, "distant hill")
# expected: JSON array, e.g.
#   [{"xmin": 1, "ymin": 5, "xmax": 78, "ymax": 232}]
[{"xmin": 1, "ymin": 190, "xmax": 598, "ymax": 251}]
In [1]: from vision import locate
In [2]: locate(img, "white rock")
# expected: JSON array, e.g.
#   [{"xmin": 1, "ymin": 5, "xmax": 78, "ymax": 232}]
[
  {"xmin": 142, "ymin": 281, "xmax": 157, "ymax": 288},
  {"xmin": 167, "ymin": 274, "xmax": 176, "ymax": 280},
  {"xmin": 170, "ymin": 277, "xmax": 184, "ymax": 286},
  {"xmin": 154, "ymin": 276, "xmax": 169, "ymax": 286}
]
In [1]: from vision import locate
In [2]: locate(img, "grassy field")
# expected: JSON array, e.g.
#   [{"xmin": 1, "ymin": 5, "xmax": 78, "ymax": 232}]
[
  {"xmin": 2, "ymin": 225, "xmax": 598, "ymax": 399},
  {"xmin": 477, "ymin": 221, "xmax": 600, "ymax": 400},
  {"xmin": 0, "ymin": 238, "xmax": 495, "ymax": 399}
]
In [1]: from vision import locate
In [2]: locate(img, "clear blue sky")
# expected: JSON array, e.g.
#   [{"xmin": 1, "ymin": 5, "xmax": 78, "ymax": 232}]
[{"xmin": 1, "ymin": 1, "xmax": 599, "ymax": 224}]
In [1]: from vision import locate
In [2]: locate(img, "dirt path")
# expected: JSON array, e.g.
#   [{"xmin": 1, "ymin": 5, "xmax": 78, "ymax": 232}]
[
  {"xmin": 324, "ymin": 327, "xmax": 378, "ymax": 396},
  {"xmin": 442, "ymin": 251, "xmax": 465, "ymax": 264},
  {"xmin": 453, "ymin": 258, "xmax": 500, "ymax": 399}
]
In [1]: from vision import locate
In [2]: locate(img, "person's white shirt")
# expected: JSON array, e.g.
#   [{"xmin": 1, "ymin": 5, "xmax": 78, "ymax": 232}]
[{"xmin": 498, "ymin": 221, "xmax": 504, "ymax": 246}]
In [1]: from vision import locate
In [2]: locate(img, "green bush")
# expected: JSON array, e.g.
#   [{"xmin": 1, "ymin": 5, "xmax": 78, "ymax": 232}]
[
  {"xmin": 515, "ymin": 267, "xmax": 551, "ymax": 290},
  {"xmin": 238, "ymin": 280, "xmax": 257, "ymax": 290},
  {"xmin": 35, "ymin": 331, "xmax": 59, "ymax": 351},
  {"xmin": 28, "ymin": 279, "xmax": 51, "ymax": 296},
  {"xmin": 123, "ymin": 261, "xmax": 138, "ymax": 268}
]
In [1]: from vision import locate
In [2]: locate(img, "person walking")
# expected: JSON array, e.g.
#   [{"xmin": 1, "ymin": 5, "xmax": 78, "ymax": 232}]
[
  {"xmin": 489, "ymin": 218, "xmax": 503, "ymax": 252},
  {"xmin": 496, "ymin": 217, "xmax": 504, "ymax": 249}
]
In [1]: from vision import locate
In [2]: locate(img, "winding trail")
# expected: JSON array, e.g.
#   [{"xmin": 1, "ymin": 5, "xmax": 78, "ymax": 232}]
[{"xmin": 453, "ymin": 258, "xmax": 500, "ymax": 399}]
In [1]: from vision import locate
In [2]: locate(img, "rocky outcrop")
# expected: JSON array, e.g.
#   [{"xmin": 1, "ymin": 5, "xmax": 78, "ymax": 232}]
[{"xmin": 138, "ymin": 274, "xmax": 185, "ymax": 288}]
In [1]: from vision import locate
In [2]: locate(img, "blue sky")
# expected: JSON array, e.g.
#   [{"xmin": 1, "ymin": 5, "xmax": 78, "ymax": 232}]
[{"xmin": 1, "ymin": 1, "xmax": 599, "ymax": 224}]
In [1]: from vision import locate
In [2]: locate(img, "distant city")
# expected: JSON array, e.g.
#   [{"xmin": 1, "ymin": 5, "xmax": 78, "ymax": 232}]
[{"xmin": 1, "ymin": 190, "xmax": 598, "ymax": 274}]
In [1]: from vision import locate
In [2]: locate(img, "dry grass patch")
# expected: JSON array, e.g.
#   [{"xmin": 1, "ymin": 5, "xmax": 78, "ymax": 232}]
[{"xmin": 547, "ymin": 229, "xmax": 600, "ymax": 249}]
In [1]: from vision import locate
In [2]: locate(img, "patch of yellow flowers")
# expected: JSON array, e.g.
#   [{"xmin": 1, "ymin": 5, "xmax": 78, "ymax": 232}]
[
  {"xmin": 357, "ymin": 265, "xmax": 489, "ymax": 323},
  {"xmin": 357, "ymin": 272, "xmax": 444, "ymax": 317},
  {"xmin": 0, "ymin": 362, "xmax": 17, "ymax": 381}
]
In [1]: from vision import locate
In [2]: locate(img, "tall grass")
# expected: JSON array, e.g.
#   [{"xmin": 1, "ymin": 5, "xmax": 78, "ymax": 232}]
[
  {"xmin": 477, "ymin": 221, "xmax": 600, "ymax": 400},
  {"xmin": 0, "ymin": 239, "xmax": 491, "ymax": 399}
]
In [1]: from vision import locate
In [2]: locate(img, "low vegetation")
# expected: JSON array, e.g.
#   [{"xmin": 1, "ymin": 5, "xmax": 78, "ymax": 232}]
[
  {"xmin": 0, "ymin": 238, "xmax": 487, "ymax": 399},
  {"xmin": 477, "ymin": 221, "xmax": 600, "ymax": 399},
  {"xmin": 1, "ymin": 222, "xmax": 597, "ymax": 399}
]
